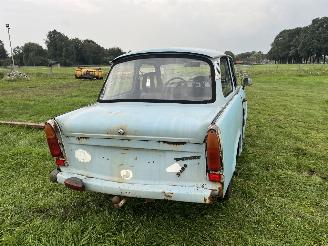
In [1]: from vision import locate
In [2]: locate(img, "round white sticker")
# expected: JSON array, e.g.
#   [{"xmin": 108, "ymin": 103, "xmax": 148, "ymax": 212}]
[
  {"xmin": 120, "ymin": 170, "xmax": 133, "ymax": 180},
  {"xmin": 75, "ymin": 149, "xmax": 92, "ymax": 163}
]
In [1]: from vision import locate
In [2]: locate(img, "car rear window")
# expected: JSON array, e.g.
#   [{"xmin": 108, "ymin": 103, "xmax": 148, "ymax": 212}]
[{"xmin": 99, "ymin": 55, "xmax": 215, "ymax": 103}]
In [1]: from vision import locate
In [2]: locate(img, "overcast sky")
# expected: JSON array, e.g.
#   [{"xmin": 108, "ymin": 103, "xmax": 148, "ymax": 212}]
[{"xmin": 0, "ymin": 0, "xmax": 327, "ymax": 54}]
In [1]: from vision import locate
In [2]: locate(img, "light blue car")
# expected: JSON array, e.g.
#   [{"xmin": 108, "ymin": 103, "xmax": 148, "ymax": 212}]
[{"xmin": 45, "ymin": 48, "xmax": 250, "ymax": 205}]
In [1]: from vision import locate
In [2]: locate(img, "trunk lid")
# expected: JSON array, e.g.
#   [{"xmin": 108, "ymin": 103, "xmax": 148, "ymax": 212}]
[{"xmin": 56, "ymin": 102, "xmax": 218, "ymax": 143}]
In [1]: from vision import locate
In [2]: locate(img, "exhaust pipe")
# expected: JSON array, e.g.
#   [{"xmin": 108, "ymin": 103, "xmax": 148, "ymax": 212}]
[{"xmin": 112, "ymin": 196, "xmax": 127, "ymax": 208}]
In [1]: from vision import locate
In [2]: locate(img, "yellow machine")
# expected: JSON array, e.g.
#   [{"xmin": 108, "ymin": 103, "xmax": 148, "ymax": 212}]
[{"xmin": 75, "ymin": 67, "xmax": 103, "ymax": 80}]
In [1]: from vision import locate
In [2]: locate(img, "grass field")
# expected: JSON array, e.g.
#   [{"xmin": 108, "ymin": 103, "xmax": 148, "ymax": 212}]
[{"xmin": 0, "ymin": 65, "xmax": 328, "ymax": 245}]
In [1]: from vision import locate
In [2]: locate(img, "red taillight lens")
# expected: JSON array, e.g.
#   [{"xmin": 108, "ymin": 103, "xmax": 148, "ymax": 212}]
[
  {"xmin": 208, "ymin": 173, "xmax": 222, "ymax": 182},
  {"xmin": 44, "ymin": 123, "xmax": 63, "ymax": 158},
  {"xmin": 55, "ymin": 158, "xmax": 66, "ymax": 166},
  {"xmin": 206, "ymin": 129, "xmax": 222, "ymax": 172}
]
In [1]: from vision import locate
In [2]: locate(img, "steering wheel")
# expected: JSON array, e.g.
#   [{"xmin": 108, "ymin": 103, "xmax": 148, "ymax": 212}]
[
  {"xmin": 165, "ymin": 77, "xmax": 187, "ymax": 86},
  {"xmin": 163, "ymin": 77, "xmax": 187, "ymax": 99}
]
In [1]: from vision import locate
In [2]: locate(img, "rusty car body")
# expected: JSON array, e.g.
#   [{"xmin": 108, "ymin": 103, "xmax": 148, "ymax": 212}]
[{"xmin": 45, "ymin": 48, "xmax": 250, "ymax": 204}]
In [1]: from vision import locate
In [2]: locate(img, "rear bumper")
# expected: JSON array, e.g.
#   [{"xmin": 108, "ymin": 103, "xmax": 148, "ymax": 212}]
[{"xmin": 54, "ymin": 171, "xmax": 217, "ymax": 204}]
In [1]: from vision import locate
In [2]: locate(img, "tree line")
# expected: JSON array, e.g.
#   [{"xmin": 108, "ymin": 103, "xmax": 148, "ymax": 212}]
[
  {"xmin": 0, "ymin": 30, "xmax": 124, "ymax": 66},
  {"xmin": 234, "ymin": 51, "xmax": 267, "ymax": 64},
  {"xmin": 1, "ymin": 17, "xmax": 327, "ymax": 66},
  {"xmin": 268, "ymin": 17, "xmax": 328, "ymax": 64}
]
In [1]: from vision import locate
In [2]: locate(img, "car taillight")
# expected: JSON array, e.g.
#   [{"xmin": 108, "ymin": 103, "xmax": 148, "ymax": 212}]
[
  {"xmin": 55, "ymin": 158, "xmax": 66, "ymax": 166},
  {"xmin": 44, "ymin": 122, "xmax": 65, "ymax": 166},
  {"xmin": 208, "ymin": 173, "xmax": 222, "ymax": 182},
  {"xmin": 206, "ymin": 128, "xmax": 223, "ymax": 182}
]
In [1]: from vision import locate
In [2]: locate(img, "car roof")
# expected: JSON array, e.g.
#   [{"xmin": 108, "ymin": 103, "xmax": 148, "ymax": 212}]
[{"xmin": 113, "ymin": 48, "xmax": 225, "ymax": 62}]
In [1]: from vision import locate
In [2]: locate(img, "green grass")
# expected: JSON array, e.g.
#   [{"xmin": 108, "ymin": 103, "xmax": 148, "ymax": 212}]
[
  {"xmin": 0, "ymin": 65, "xmax": 328, "ymax": 245},
  {"xmin": 0, "ymin": 66, "xmax": 107, "ymax": 122}
]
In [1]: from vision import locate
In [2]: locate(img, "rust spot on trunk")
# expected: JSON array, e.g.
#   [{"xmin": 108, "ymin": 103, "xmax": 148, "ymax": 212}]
[
  {"xmin": 163, "ymin": 191, "xmax": 173, "ymax": 199},
  {"xmin": 217, "ymin": 183, "xmax": 223, "ymax": 198},
  {"xmin": 203, "ymin": 196, "xmax": 214, "ymax": 204},
  {"xmin": 76, "ymin": 136, "xmax": 89, "ymax": 143},
  {"xmin": 159, "ymin": 141, "xmax": 186, "ymax": 145},
  {"xmin": 107, "ymin": 125, "xmax": 128, "ymax": 135},
  {"xmin": 174, "ymin": 156, "xmax": 200, "ymax": 162}
]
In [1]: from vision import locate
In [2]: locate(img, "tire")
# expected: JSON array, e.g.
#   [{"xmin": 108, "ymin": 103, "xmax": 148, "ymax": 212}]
[
  {"xmin": 222, "ymin": 178, "xmax": 233, "ymax": 201},
  {"xmin": 237, "ymin": 135, "xmax": 243, "ymax": 157}
]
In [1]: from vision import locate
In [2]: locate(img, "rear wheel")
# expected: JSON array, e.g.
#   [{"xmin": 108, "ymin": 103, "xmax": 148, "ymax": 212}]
[
  {"xmin": 221, "ymin": 140, "xmax": 239, "ymax": 202},
  {"xmin": 237, "ymin": 135, "xmax": 243, "ymax": 157},
  {"xmin": 223, "ymin": 179, "xmax": 233, "ymax": 201}
]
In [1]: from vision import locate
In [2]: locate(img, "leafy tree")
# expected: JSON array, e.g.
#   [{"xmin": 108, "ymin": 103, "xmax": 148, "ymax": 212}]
[
  {"xmin": 288, "ymin": 28, "xmax": 303, "ymax": 63},
  {"xmin": 308, "ymin": 17, "xmax": 328, "ymax": 63},
  {"xmin": 250, "ymin": 51, "xmax": 266, "ymax": 64},
  {"xmin": 268, "ymin": 16, "xmax": 328, "ymax": 63},
  {"xmin": 71, "ymin": 38, "xmax": 83, "ymax": 65},
  {"xmin": 235, "ymin": 51, "xmax": 266, "ymax": 64},
  {"xmin": 235, "ymin": 51, "xmax": 253, "ymax": 61},
  {"xmin": 22, "ymin": 42, "xmax": 48, "ymax": 66},
  {"xmin": 13, "ymin": 46, "xmax": 24, "ymax": 66},
  {"xmin": 46, "ymin": 30, "xmax": 72, "ymax": 65},
  {"xmin": 321, "ymin": 18, "xmax": 328, "ymax": 63},
  {"xmin": 32, "ymin": 29, "xmax": 125, "ymax": 66},
  {"xmin": 298, "ymin": 26, "xmax": 314, "ymax": 63},
  {"xmin": 105, "ymin": 47, "xmax": 125, "ymax": 63},
  {"xmin": 0, "ymin": 40, "xmax": 8, "ymax": 59},
  {"xmin": 81, "ymin": 39, "xmax": 105, "ymax": 65},
  {"xmin": 268, "ymin": 28, "xmax": 302, "ymax": 63}
]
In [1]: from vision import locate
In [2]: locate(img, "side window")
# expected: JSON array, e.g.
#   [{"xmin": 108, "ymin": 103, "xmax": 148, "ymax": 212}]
[
  {"xmin": 220, "ymin": 57, "xmax": 233, "ymax": 97},
  {"xmin": 103, "ymin": 61, "xmax": 133, "ymax": 98},
  {"xmin": 228, "ymin": 58, "xmax": 237, "ymax": 88}
]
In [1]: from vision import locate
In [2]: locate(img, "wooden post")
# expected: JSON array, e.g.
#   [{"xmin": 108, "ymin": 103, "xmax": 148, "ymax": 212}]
[{"xmin": 0, "ymin": 120, "xmax": 44, "ymax": 129}]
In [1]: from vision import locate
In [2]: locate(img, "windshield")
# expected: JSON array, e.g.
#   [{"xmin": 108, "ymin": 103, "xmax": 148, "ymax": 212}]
[{"xmin": 99, "ymin": 56, "xmax": 214, "ymax": 103}]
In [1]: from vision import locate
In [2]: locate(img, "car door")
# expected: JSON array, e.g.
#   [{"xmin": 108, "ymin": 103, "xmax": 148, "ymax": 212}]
[
  {"xmin": 216, "ymin": 56, "xmax": 244, "ymax": 194},
  {"xmin": 228, "ymin": 56, "xmax": 247, "ymax": 143}
]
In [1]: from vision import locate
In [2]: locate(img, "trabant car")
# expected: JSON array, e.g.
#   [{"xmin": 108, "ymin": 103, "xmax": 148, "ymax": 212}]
[{"xmin": 45, "ymin": 48, "xmax": 250, "ymax": 204}]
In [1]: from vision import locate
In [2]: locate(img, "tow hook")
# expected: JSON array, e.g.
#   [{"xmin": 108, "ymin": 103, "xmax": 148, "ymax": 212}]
[{"xmin": 111, "ymin": 196, "xmax": 127, "ymax": 208}]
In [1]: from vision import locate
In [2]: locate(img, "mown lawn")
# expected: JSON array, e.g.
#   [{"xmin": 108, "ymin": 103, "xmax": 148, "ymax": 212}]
[
  {"xmin": 0, "ymin": 65, "xmax": 327, "ymax": 245},
  {"xmin": 0, "ymin": 67, "xmax": 107, "ymax": 122}
]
